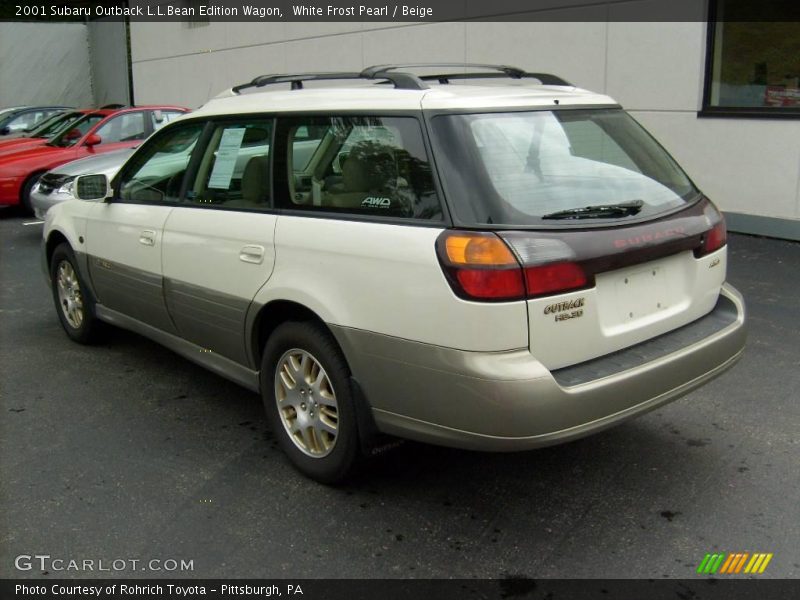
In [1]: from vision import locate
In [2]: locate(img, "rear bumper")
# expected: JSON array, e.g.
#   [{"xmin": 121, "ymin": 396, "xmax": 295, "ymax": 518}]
[{"xmin": 332, "ymin": 283, "xmax": 746, "ymax": 451}]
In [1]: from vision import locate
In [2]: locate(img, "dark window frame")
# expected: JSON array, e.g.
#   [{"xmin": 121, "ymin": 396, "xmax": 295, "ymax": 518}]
[
  {"xmin": 700, "ymin": 0, "xmax": 800, "ymax": 119},
  {"xmin": 273, "ymin": 113, "xmax": 448, "ymax": 224}
]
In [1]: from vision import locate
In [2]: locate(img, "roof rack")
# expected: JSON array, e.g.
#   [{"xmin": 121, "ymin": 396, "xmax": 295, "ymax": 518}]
[
  {"xmin": 231, "ymin": 70, "xmax": 425, "ymax": 93},
  {"xmin": 229, "ymin": 64, "xmax": 571, "ymax": 94}
]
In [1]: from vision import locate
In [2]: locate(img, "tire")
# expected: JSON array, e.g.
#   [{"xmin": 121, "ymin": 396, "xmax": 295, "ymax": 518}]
[
  {"xmin": 50, "ymin": 243, "xmax": 102, "ymax": 344},
  {"xmin": 20, "ymin": 172, "xmax": 43, "ymax": 215},
  {"xmin": 261, "ymin": 321, "xmax": 360, "ymax": 484}
]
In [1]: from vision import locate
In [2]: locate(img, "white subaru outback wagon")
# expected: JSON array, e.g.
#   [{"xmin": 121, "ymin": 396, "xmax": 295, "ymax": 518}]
[{"xmin": 43, "ymin": 65, "xmax": 746, "ymax": 483}]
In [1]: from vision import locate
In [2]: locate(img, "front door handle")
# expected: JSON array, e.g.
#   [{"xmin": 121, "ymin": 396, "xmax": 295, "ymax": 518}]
[
  {"xmin": 239, "ymin": 244, "xmax": 265, "ymax": 264},
  {"xmin": 139, "ymin": 229, "xmax": 156, "ymax": 246}
]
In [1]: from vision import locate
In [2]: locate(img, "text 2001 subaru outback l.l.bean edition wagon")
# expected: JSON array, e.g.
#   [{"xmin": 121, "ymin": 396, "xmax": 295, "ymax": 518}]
[{"xmin": 43, "ymin": 65, "xmax": 746, "ymax": 482}]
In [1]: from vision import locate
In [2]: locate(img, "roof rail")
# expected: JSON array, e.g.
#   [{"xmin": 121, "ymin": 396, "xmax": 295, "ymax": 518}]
[
  {"xmin": 231, "ymin": 70, "xmax": 426, "ymax": 94},
  {"xmin": 363, "ymin": 63, "xmax": 572, "ymax": 86},
  {"xmin": 229, "ymin": 64, "xmax": 571, "ymax": 95}
]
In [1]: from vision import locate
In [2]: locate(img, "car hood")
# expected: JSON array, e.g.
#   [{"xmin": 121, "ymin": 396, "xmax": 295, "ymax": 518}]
[
  {"xmin": 49, "ymin": 148, "xmax": 134, "ymax": 178},
  {"xmin": 0, "ymin": 143, "xmax": 73, "ymax": 168},
  {"xmin": 0, "ymin": 137, "xmax": 47, "ymax": 155}
]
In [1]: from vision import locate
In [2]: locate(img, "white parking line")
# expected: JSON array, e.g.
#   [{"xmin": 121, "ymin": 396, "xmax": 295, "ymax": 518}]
[{"xmin": 22, "ymin": 221, "xmax": 44, "ymax": 226}]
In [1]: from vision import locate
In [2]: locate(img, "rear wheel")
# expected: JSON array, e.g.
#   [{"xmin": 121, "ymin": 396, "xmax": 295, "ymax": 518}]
[
  {"xmin": 50, "ymin": 243, "xmax": 102, "ymax": 344},
  {"xmin": 20, "ymin": 172, "xmax": 43, "ymax": 215},
  {"xmin": 261, "ymin": 321, "xmax": 360, "ymax": 484}
]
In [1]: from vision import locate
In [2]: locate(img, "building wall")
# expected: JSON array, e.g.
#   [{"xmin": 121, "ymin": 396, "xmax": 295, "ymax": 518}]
[
  {"xmin": 129, "ymin": 16, "xmax": 800, "ymax": 233},
  {"xmin": 0, "ymin": 22, "xmax": 94, "ymax": 108},
  {"xmin": 87, "ymin": 19, "xmax": 131, "ymax": 107}
]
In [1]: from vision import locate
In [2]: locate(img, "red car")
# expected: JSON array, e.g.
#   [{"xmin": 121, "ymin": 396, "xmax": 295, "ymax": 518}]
[
  {"xmin": 0, "ymin": 105, "xmax": 188, "ymax": 212},
  {"xmin": 0, "ymin": 110, "xmax": 94, "ymax": 156}
]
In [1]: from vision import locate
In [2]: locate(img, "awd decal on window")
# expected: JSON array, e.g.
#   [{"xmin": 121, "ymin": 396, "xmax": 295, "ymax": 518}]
[{"xmin": 361, "ymin": 196, "xmax": 392, "ymax": 209}]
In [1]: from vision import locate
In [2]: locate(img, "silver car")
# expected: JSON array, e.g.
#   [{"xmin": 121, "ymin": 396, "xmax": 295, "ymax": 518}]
[{"xmin": 30, "ymin": 148, "xmax": 135, "ymax": 220}]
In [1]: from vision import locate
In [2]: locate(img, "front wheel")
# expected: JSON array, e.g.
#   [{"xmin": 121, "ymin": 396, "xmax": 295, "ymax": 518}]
[
  {"xmin": 261, "ymin": 321, "xmax": 360, "ymax": 484},
  {"xmin": 50, "ymin": 243, "xmax": 102, "ymax": 344},
  {"xmin": 20, "ymin": 172, "xmax": 42, "ymax": 215}
]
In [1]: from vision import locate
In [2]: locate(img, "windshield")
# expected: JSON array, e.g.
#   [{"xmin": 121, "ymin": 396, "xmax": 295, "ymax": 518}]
[
  {"xmin": 27, "ymin": 111, "xmax": 84, "ymax": 138},
  {"xmin": 49, "ymin": 113, "xmax": 105, "ymax": 148},
  {"xmin": 430, "ymin": 108, "xmax": 698, "ymax": 227}
]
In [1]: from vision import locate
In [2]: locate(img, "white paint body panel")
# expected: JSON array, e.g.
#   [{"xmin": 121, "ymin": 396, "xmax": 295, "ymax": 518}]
[
  {"xmin": 161, "ymin": 208, "xmax": 277, "ymax": 299},
  {"xmin": 85, "ymin": 202, "xmax": 172, "ymax": 276},
  {"xmin": 255, "ymin": 216, "xmax": 529, "ymax": 352}
]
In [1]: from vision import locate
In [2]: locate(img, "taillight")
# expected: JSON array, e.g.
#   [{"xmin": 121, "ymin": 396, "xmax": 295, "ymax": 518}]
[
  {"xmin": 524, "ymin": 262, "xmax": 588, "ymax": 297},
  {"xmin": 437, "ymin": 231, "xmax": 525, "ymax": 301},
  {"xmin": 697, "ymin": 219, "xmax": 727, "ymax": 257},
  {"xmin": 437, "ymin": 231, "xmax": 591, "ymax": 301}
]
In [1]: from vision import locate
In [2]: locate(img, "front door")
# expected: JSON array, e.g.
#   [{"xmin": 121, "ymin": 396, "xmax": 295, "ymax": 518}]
[{"xmin": 86, "ymin": 121, "xmax": 206, "ymax": 333}]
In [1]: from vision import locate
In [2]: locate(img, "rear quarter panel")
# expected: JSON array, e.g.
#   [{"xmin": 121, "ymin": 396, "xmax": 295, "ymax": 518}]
[{"xmin": 254, "ymin": 216, "xmax": 529, "ymax": 352}]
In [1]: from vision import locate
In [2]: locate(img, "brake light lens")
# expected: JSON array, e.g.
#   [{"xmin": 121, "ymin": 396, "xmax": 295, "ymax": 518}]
[
  {"xmin": 701, "ymin": 219, "xmax": 727, "ymax": 255},
  {"xmin": 524, "ymin": 262, "xmax": 588, "ymax": 297},
  {"xmin": 438, "ymin": 232, "xmax": 525, "ymax": 300},
  {"xmin": 455, "ymin": 268, "xmax": 526, "ymax": 300}
]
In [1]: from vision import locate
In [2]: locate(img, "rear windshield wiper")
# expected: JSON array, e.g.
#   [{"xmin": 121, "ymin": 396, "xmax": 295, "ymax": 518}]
[{"xmin": 542, "ymin": 199, "xmax": 644, "ymax": 220}]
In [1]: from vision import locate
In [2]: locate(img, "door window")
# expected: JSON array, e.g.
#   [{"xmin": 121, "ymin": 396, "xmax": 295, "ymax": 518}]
[
  {"xmin": 95, "ymin": 112, "xmax": 148, "ymax": 144},
  {"xmin": 187, "ymin": 120, "xmax": 272, "ymax": 210},
  {"xmin": 276, "ymin": 116, "xmax": 442, "ymax": 221},
  {"xmin": 118, "ymin": 123, "xmax": 204, "ymax": 204}
]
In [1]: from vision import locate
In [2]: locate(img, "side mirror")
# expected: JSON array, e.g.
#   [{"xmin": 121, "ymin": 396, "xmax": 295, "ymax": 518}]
[
  {"xmin": 0, "ymin": 126, "xmax": 10, "ymax": 135},
  {"xmin": 74, "ymin": 174, "xmax": 110, "ymax": 201},
  {"xmin": 84, "ymin": 133, "xmax": 101, "ymax": 147}
]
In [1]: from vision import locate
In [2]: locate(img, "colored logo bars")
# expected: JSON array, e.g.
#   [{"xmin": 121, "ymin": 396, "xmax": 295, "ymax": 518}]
[{"xmin": 697, "ymin": 552, "xmax": 773, "ymax": 575}]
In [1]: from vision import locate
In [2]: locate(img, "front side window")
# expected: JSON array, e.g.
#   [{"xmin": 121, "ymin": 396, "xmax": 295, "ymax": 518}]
[
  {"xmin": 49, "ymin": 114, "xmax": 105, "ymax": 148},
  {"xmin": 28, "ymin": 111, "xmax": 81, "ymax": 138},
  {"xmin": 704, "ymin": 0, "xmax": 800, "ymax": 115},
  {"xmin": 276, "ymin": 116, "xmax": 442, "ymax": 221},
  {"xmin": 187, "ymin": 120, "xmax": 272, "ymax": 209},
  {"xmin": 95, "ymin": 112, "xmax": 148, "ymax": 144},
  {"xmin": 119, "ymin": 123, "xmax": 204, "ymax": 204},
  {"xmin": 431, "ymin": 109, "xmax": 697, "ymax": 227}
]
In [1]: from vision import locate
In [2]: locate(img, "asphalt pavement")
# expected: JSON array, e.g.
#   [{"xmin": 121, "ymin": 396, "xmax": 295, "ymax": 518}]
[{"xmin": 1, "ymin": 210, "xmax": 798, "ymax": 579}]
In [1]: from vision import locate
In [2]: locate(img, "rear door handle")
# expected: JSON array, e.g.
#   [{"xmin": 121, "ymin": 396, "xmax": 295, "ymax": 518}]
[
  {"xmin": 239, "ymin": 244, "xmax": 265, "ymax": 264},
  {"xmin": 139, "ymin": 230, "xmax": 156, "ymax": 246}
]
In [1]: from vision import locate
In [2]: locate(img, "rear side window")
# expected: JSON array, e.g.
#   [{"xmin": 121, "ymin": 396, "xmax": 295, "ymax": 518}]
[
  {"xmin": 275, "ymin": 116, "xmax": 442, "ymax": 221},
  {"xmin": 431, "ymin": 109, "xmax": 698, "ymax": 227},
  {"xmin": 187, "ymin": 120, "xmax": 272, "ymax": 210},
  {"xmin": 95, "ymin": 112, "xmax": 148, "ymax": 144},
  {"xmin": 151, "ymin": 110, "xmax": 185, "ymax": 131}
]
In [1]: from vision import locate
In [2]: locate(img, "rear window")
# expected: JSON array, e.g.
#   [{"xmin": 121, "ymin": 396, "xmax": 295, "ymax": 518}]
[{"xmin": 430, "ymin": 109, "xmax": 698, "ymax": 227}]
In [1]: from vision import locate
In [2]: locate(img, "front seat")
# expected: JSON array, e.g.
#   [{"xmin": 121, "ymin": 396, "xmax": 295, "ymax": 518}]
[{"xmin": 240, "ymin": 154, "xmax": 270, "ymax": 205}]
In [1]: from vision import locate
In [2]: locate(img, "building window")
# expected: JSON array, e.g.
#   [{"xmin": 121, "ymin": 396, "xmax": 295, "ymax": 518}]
[{"xmin": 703, "ymin": 0, "xmax": 800, "ymax": 117}]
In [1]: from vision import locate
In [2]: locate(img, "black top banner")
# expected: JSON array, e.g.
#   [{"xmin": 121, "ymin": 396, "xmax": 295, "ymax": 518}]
[{"xmin": 1, "ymin": 0, "xmax": 800, "ymax": 22}]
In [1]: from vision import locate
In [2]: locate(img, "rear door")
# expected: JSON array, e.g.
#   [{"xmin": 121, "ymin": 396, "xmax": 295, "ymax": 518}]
[{"xmin": 161, "ymin": 118, "xmax": 277, "ymax": 367}]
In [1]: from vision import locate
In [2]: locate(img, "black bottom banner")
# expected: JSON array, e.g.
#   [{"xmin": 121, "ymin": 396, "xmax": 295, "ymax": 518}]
[{"xmin": 2, "ymin": 579, "xmax": 798, "ymax": 600}]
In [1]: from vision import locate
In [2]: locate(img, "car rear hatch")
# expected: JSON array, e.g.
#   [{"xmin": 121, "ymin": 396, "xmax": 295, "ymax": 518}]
[
  {"xmin": 499, "ymin": 199, "xmax": 727, "ymax": 369},
  {"xmin": 429, "ymin": 105, "xmax": 729, "ymax": 370}
]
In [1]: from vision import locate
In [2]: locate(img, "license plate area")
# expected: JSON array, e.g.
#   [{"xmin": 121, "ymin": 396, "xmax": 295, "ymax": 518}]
[{"xmin": 614, "ymin": 265, "xmax": 668, "ymax": 322}]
